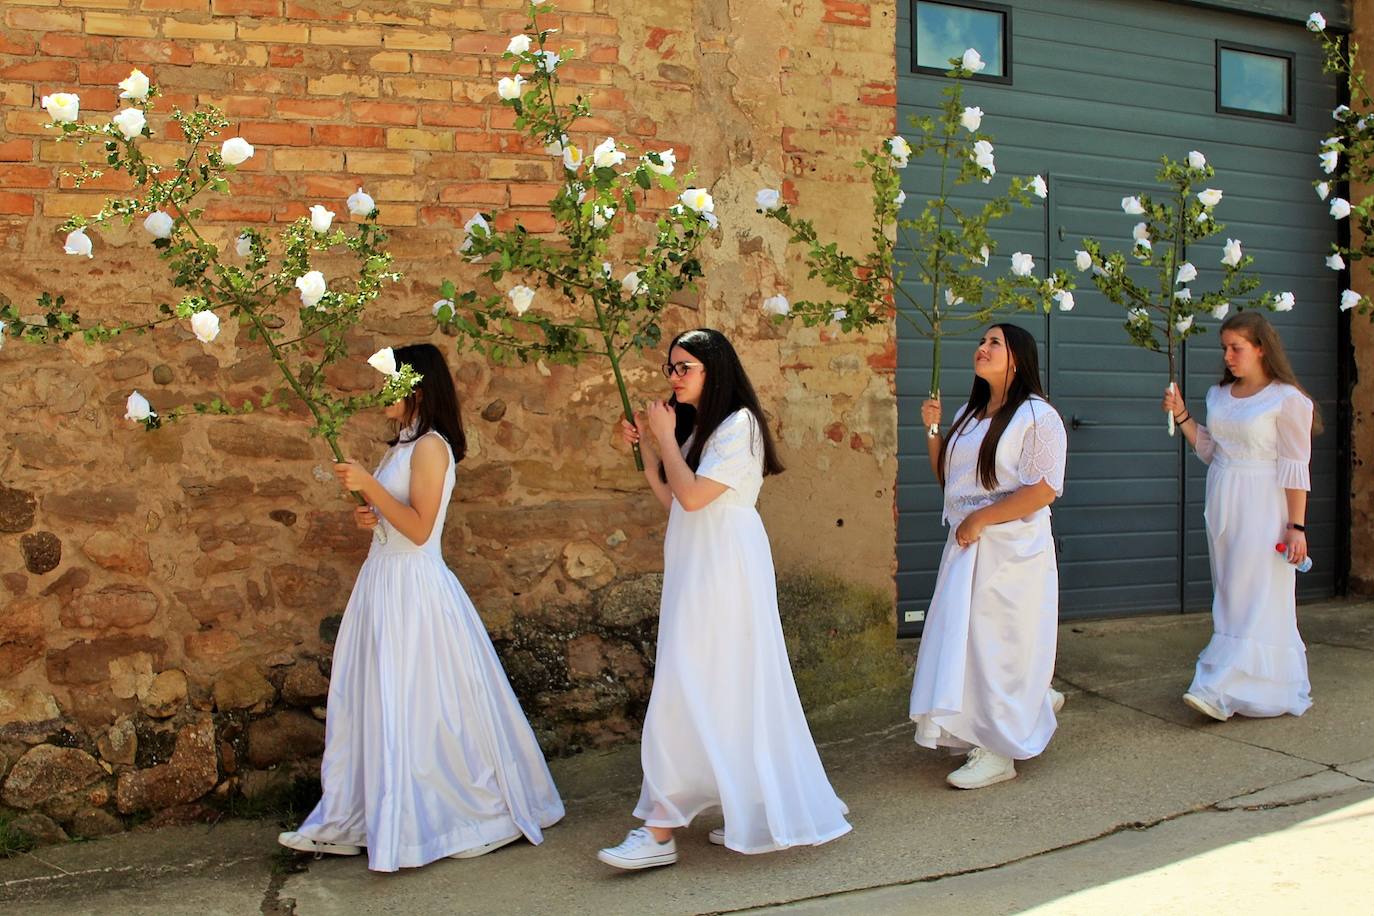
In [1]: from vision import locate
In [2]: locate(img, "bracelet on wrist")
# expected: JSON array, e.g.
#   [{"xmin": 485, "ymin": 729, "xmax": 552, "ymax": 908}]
[
  {"xmin": 1287, "ymin": 522, "xmax": 1306, "ymax": 532},
  {"xmin": 1173, "ymin": 412, "xmax": 1190, "ymax": 424}
]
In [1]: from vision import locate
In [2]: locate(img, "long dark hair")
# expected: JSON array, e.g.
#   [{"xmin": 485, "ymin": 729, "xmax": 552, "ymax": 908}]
[
  {"xmin": 388, "ymin": 343, "xmax": 467, "ymax": 462},
  {"xmin": 658, "ymin": 328, "xmax": 784, "ymax": 482},
  {"xmin": 1219, "ymin": 311, "xmax": 1323, "ymax": 435},
  {"xmin": 939, "ymin": 323, "xmax": 1051, "ymax": 490}
]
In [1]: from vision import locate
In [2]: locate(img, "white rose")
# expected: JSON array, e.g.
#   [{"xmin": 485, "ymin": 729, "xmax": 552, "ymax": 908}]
[
  {"xmin": 1212, "ymin": 302, "xmax": 1230, "ymax": 320},
  {"xmin": 592, "ymin": 137, "xmax": 626, "ymax": 169},
  {"xmin": 887, "ymin": 135, "xmax": 912, "ymax": 167},
  {"xmin": 1341, "ymin": 289, "xmax": 1362, "ymax": 311},
  {"xmin": 42, "ymin": 93, "xmax": 79, "ymax": 124},
  {"xmin": 755, "ymin": 188, "xmax": 781, "ymax": 211},
  {"xmin": 64, "ymin": 227, "xmax": 93, "ymax": 258},
  {"xmin": 1322, "ymin": 135, "xmax": 1341, "ymax": 149},
  {"xmin": 894, "ymin": 190, "xmax": 906, "ymax": 207},
  {"xmin": 1135, "ymin": 238, "xmax": 1152, "ymax": 255},
  {"xmin": 309, "ymin": 204, "xmax": 336, "ymax": 233},
  {"xmin": 1054, "ymin": 290, "xmax": 1074, "ymax": 312},
  {"xmin": 1176, "ymin": 315, "xmax": 1194, "ymax": 333},
  {"xmin": 1030, "ymin": 175, "xmax": 1047, "ymax": 199},
  {"xmin": 945, "ymin": 288, "xmax": 964, "ymax": 307},
  {"xmin": 703, "ymin": 211, "xmax": 719, "ymax": 230},
  {"xmin": 601, "ymin": 261, "xmax": 613, "ymax": 277},
  {"xmin": 961, "ymin": 48, "xmax": 986, "ymax": 72},
  {"xmin": 1331, "ymin": 197, "xmax": 1352, "ymax": 219},
  {"xmin": 561, "ymin": 143, "xmax": 583, "ymax": 172},
  {"xmin": 1075, "ymin": 250, "xmax": 1092, "ymax": 272},
  {"xmin": 125, "ymin": 391, "xmax": 154, "ymax": 421},
  {"xmin": 1010, "ymin": 252, "xmax": 1035, "ymax": 277},
  {"xmin": 432, "ymin": 298, "xmax": 454, "ymax": 316},
  {"xmin": 1327, "ymin": 252, "xmax": 1346, "ymax": 270},
  {"xmin": 1274, "ymin": 291, "xmax": 1295, "ymax": 311},
  {"xmin": 1308, "ymin": 11, "xmax": 1326, "ymax": 31},
  {"xmin": 1176, "ymin": 262, "xmax": 1197, "ymax": 284},
  {"xmin": 296, "ymin": 270, "xmax": 327, "ymax": 308},
  {"xmin": 220, "ymin": 137, "xmax": 254, "ymax": 165},
  {"xmin": 971, "ymin": 139, "xmax": 995, "ymax": 180},
  {"xmin": 190, "ymin": 311, "xmax": 220, "ymax": 343},
  {"xmin": 590, "ymin": 203, "xmax": 616, "ymax": 229},
  {"xmin": 367, "ymin": 346, "xmax": 400, "ymax": 378},
  {"xmin": 535, "ymin": 50, "xmax": 560, "ymax": 72},
  {"xmin": 960, "ymin": 106, "xmax": 983, "ymax": 131},
  {"xmin": 1128, "ymin": 307, "xmax": 1150, "ymax": 326},
  {"xmin": 1316, "ymin": 181, "xmax": 1330, "ymax": 200},
  {"xmin": 508, "ymin": 285, "xmax": 536, "ymax": 315},
  {"xmin": 0, "ymin": 319, "xmax": 6, "ymax": 349},
  {"xmin": 463, "ymin": 212, "xmax": 491, "ymax": 247},
  {"xmin": 1187, "ymin": 150, "xmax": 1207, "ymax": 169},
  {"xmin": 973, "ymin": 244, "xmax": 989, "ymax": 267},
  {"xmin": 1221, "ymin": 238, "xmax": 1243, "ymax": 267},
  {"xmin": 645, "ymin": 148, "xmax": 675, "ymax": 175},
  {"xmin": 1197, "ymin": 211, "xmax": 1210, "ymax": 223},
  {"xmin": 831, "ymin": 307, "xmax": 848, "ymax": 322},
  {"xmin": 762, "ymin": 294, "xmax": 790, "ymax": 316},
  {"xmin": 1122, "ymin": 196, "xmax": 1145, "ymax": 215},
  {"xmin": 544, "ymin": 133, "xmax": 568, "ymax": 156},
  {"xmin": 1132, "ymin": 222, "xmax": 1150, "ymax": 242},
  {"xmin": 620, "ymin": 271, "xmax": 646, "ymax": 296},
  {"xmin": 506, "ymin": 34, "xmax": 532, "ymax": 55},
  {"xmin": 497, "ymin": 76, "xmax": 525, "ymax": 101},
  {"xmin": 111, "ymin": 107, "xmax": 146, "ymax": 140},
  {"xmin": 347, "ymin": 187, "xmax": 375, "ymax": 217},
  {"xmin": 118, "ymin": 68, "xmax": 150, "ymax": 101},
  {"xmin": 680, "ymin": 188, "xmax": 714, "ymax": 213},
  {"xmin": 1197, "ymin": 188, "xmax": 1223, "ymax": 207},
  {"xmin": 235, "ymin": 234, "xmax": 252, "ymax": 257},
  {"xmin": 1319, "ymin": 150, "xmax": 1338, "ymax": 174},
  {"xmin": 1175, "ymin": 288, "xmax": 1193, "ymax": 302},
  {"xmin": 143, "ymin": 211, "xmax": 174, "ymax": 239}
]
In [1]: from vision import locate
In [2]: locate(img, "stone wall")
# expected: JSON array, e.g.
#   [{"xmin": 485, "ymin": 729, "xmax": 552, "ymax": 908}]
[{"xmin": 0, "ymin": 0, "xmax": 899, "ymax": 835}]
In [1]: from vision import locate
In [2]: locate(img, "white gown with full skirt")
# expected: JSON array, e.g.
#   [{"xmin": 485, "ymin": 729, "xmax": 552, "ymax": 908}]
[
  {"xmin": 634, "ymin": 409, "xmax": 852, "ymax": 854},
  {"xmin": 909, "ymin": 396, "xmax": 1068, "ymax": 760},
  {"xmin": 1190, "ymin": 382, "xmax": 1314, "ymax": 717},
  {"xmin": 297, "ymin": 430, "xmax": 564, "ymax": 871}
]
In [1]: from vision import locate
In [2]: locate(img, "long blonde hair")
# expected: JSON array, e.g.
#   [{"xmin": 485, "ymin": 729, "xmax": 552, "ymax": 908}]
[{"xmin": 1219, "ymin": 311, "xmax": 1323, "ymax": 434}]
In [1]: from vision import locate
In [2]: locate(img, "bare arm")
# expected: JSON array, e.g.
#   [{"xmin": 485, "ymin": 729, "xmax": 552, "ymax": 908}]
[
  {"xmin": 645, "ymin": 400, "xmax": 728, "ymax": 512},
  {"xmin": 922, "ymin": 397, "xmax": 943, "ymax": 476},
  {"xmin": 621, "ymin": 415, "xmax": 673, "ymax": 512},
  {"xmin": 335, "ymin": 435, "xmax": 449, "ymax": 546}
]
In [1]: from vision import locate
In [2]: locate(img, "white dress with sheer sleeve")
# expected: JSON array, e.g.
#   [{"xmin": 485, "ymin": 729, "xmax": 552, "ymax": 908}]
[
  {"xmin": 633, "ymin": 409, "xmax": 852, "ymax": 854},
  {"xmin": 1188, "ymin": 382, "xmax": 1314, "ymax": 717},
  {"xmin": 909, "ymin": 396, "xmax": 1068, "ymax": 759}
]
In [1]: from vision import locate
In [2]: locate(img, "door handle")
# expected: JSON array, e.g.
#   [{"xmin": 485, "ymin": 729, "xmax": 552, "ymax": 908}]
[{"xmin": 1070, "ymin": 415, "xmax": 1099, "ymax": 430}]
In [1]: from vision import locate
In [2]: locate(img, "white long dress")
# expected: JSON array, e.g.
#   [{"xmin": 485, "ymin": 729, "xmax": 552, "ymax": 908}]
[
  {"xmin": 634, "ymin": 408, "xmax": 852, "ymax": 854},
  {"xmin": 297, "ymin": 430, "xmax": 564, "ymax": 872},
  {"xmin": 909, "ymin": 396, "xmax": 1068, "ymax": 760},
  {"xmin": 1189, "ymin": 382, "xmax": 1314, "ymax": 717}
]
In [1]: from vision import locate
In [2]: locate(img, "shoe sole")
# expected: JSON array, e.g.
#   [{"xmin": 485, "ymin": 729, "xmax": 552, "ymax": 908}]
[
  {"xmin": 708, "ymin": 831, "xmax": 725, "ymax": 846},
  {"xmin": 1183, "ymin": 693, "xmax": 1228, "ymax": 722},
  {"xmin": 596, "ymin": 849, "xmax": 678, "ymax": 870},
  {"xmin": 449, "ymin": 834, "xmax": 521, "ymax": 859},
  {"xmin": 1051, "ymin": 692, "xmax": 1066, "ymax": 714},
  {"xmin": 947, "ymin": 769, "xmax": 1018, "ymax": 790},
  {"xmin": 278, "ymin": 833, "xmax": 362, "ymax": 856}
]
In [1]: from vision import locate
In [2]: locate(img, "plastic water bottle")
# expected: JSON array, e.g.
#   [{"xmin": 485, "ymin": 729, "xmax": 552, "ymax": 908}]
[{"xmin": 1275, "ymin": 543, "xmax": 1313, "ymax": 572}]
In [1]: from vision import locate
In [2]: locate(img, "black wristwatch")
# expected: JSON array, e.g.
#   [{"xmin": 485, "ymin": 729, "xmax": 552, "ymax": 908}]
[{"xmin": 1287, "ymin": 523, "xmax": 1306, "ymax": 532}]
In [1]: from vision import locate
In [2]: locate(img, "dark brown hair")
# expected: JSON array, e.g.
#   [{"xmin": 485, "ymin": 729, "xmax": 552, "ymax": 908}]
[
  {"xmin": 387, "ymin": 343, "xmax": 468, "ymax": 462},
  {"xmin": 1219, "ymin": 311, "xmax": 1322, "ymax": 435}
]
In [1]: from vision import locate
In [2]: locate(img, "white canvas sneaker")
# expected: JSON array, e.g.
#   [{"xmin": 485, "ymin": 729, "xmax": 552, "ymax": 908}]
[
  {"xmin": 449, "ymin": 834, "xmax": 521, "ymax": 859},
  {"xmin": 1049, "ymin": 688, "xmax": 1066, "ymax": 713},
  {"xmin": 1183, "ymin": 692, "xmax": 1229, "ymax": 722},
  {"xmin": 946, "ymin": 747, "xmax": 1017, "ymax": 789},
  {"xmin": 597, "ymin": 827, "xmax": 678, "ymax": 870},
  {"xmin": 708, "ymin": 827, "xmax": 725, "ymax": 846},
  {"xmin": 277, "ymin": 830, "xmax": 362, "ymax": 856}
]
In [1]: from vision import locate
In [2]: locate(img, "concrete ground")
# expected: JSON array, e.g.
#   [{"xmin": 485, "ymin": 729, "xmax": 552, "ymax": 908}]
[{"xmin": 2, "ymin": 601, "xmax": 1370, "ymax": 915}]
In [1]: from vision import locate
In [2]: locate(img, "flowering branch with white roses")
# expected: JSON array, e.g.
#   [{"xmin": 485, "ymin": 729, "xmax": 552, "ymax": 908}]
[
  {"xmin": 1075, "ymin": 153, "xmax": 1278, "ymax": 434},
  {"xmin": 756, "ymin": 50, "xmax": 1072, "ymax": 433},
  {"xmin": 1, "ymin": 73, "xmax": 418, "ymax": 529},
  {"xmin": 1308, "ymin": 10, "xmax": 1374, "ymax": 315},
  {"xmin": 435, "ymin": 1, "xmax": 714, "ymax": 471}
]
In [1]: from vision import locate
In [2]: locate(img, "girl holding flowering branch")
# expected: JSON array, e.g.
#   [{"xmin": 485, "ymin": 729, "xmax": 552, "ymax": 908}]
[
  {"xmin": 909, "ymin": 324, "xmax": 1068, "ymax": 790},
  {"xmin": 1161, "ymin": 313, "xmax": 1320, "ymax": 722},
  {"xmin": 280, "ymin": 344, "xmax": 564, "ymax": 870},
  {"xmin": 597, "ymin": 329, "xmax": 850, "ymax": 869}
]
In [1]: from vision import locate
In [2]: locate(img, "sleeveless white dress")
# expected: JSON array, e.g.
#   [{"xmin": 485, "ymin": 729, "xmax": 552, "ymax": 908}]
[
  {"xmin": 634, "ymin": 409, "xmax": 852, "ymax": 854},
  {"xmin": 297, "ymin": 429, "xmax": 564, "ymax": 871},
  {"xmin": 909, "ymin": 396, "xmax": 1068, "ymax": 760},
  {"xmin": 1189, "ymin": 382, "xmax": 1314, "ymax": 717}
]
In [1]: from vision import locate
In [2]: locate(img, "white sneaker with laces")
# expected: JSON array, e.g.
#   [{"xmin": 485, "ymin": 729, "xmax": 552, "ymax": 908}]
[
  {"xmin": 1049, "ymin": 688, "xmax": 1066, "ymax": 713},
  {"xmin": 449, "ymin": 834, "xmax": 521, "ymax": 859},
  {"xmin": 1183, "ymin": 692, "xmax": 1229, "ymax": 722},
  {"xmin": 597, "ymin": 828, "xmax": 678, "ymax": 870},
  {"xmin": 277, "ymin": 831, "xmax": 362, "ymax": 856},
  {"xmin": 946, "ymin": 747, "xmax": 1017, "ymax": 789},
  {"xmin": 708, "ymin": 827, "xmax": 725, "ymax": 846}
]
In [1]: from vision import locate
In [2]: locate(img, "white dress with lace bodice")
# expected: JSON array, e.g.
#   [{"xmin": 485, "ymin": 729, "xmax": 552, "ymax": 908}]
[
  {"xmin": 297, "ymin": 430, "xmax": 564, "ymax": 871},
  {"xmin": 910, "ymin": 396, "xmax": 1069, "ymax": 759},
  {"xmin": 1188, "ymin": 382, "xmax": 1314, "ymax": 718}
]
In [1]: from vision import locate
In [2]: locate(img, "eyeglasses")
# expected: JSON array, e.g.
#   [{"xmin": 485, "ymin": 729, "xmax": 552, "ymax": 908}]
[{"xmin": 661, "ymin": 360, "xmax": 703, "ymax": 379}]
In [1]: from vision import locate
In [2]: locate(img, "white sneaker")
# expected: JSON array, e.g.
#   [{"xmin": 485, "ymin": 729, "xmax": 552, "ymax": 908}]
[
  {"xmin": 277, "ymin": 830, "xmax": 362, "ymax": 856},
  {"xmin": 1183, "ymin": 692, "xmax": 1229, "ymax": 722},
  {"xmin": 449, "ymin": 834, "xmax": 521, "ymax": 859},
  {"xmin": 708, "ymin": 827, "xmax": 725, "ymax": 846},
  {"xmin": 597, "ymin": 827, "xmax": 678, "ymax": 870},
  {"xmin": 946, "ymin": 747, "xmax": 1017, "ymax": 790},
  {"xmin": 1049, "ymin": 688, "xmax": 1066, "ymax": 713}
]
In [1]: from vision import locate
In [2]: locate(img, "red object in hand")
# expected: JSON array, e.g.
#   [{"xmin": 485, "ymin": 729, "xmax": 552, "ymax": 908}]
[{"xmin": 1275, "ymin": 543, "xmax": 1287, "ymax": 553}]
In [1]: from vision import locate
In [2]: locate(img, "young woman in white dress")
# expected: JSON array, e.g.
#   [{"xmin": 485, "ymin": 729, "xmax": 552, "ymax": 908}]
[
  {"xmin": 910, "ymin": 323, "xmax": 1068, "ymax": 790},
  {"xmin": 277, "ymin": 343, "xmax": 564, "ymax": 871},
  {"xmin": 597, "ymin": 328, "xmax": 852, "ymax": 870},
  {"xmin": 1162, "ymin": 311, "xmax": 1319, "ymax": 721}
]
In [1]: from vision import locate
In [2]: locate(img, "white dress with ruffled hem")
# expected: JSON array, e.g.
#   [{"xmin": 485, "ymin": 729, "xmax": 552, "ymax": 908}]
[
  {"xmin": 909, "ymin": 396, "xmax": 1068, "ymax": 760},
  {"xmin": 633, "ymin": 409, "xmax": 852, "ymax": 854},
  {"xmin": 1190, "ymin": 382, "xmax": 1314, "ymax": 718}
]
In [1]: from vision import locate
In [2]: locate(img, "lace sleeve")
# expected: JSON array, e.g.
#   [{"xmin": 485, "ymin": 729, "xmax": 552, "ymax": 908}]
[
  {"xmin": 1192, "ymin": 386, "xmax": 1217, "ymax": 464},
  {"xmin": 1275, "ymin": 390, "xmax": 1313, "ymax": 491},
  {"xmin": 1017, "ymin": 401, "xmax": 1068, "ymax": 496},
  {"xmin": 696, "ymin": 410, "xmax": 761, "ymax": 491}
]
